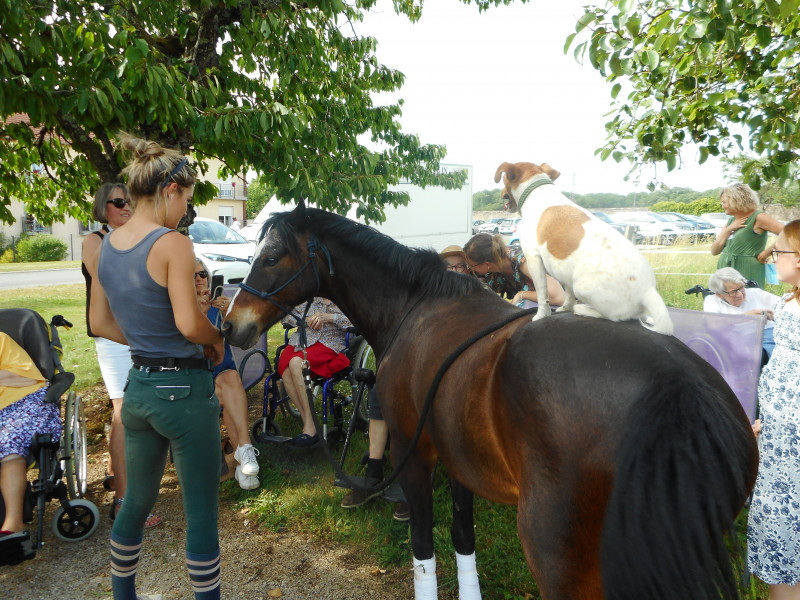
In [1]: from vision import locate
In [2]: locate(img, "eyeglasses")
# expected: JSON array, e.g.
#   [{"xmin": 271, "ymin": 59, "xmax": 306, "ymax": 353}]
[
  {"xmin": 447, "ymin": 263, "xmax": 469, "ymax": 273},
  {"xmin": 721, "ymin": 286, "xmax": 745, "ymax": 296},
  {"xmin": 771, "ymin": 249, "xmax": 798, "ymax": 262},
  {"xmin": 106, "ymin": 198, "xmax": 131, "ymax": 209},
  {"xmin": 194, "ymin": 270, "xmax": 208, "ymax": 279}
]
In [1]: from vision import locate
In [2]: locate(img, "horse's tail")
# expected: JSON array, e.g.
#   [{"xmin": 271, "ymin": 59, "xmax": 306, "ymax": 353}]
[
  {"xmin": 601, "ymin": 373, "xmax": 757, "ymax": 600},
  {"xmin": 639, "ymin": 287, "xmax": 674, "ymax": 335}
]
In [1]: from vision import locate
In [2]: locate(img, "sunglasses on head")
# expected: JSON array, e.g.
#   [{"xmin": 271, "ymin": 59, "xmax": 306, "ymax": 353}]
[
  {"xmin": 106, "ymin": 198, "xmax": 131, "ymax": 209},
  {"xmin": 194, "ymin": 270, "xmax": 208, "ymax": 279}
]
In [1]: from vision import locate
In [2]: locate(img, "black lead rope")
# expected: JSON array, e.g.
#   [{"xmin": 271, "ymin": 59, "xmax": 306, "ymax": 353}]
[{"xmin": 305, "ymin": 306, "xmax": 539, "ymax": 493}]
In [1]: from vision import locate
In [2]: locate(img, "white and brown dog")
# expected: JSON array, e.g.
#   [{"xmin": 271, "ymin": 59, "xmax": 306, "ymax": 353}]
[{"xmin": 495, "ymin": 161, "xmax": 673, "ymax": 335}]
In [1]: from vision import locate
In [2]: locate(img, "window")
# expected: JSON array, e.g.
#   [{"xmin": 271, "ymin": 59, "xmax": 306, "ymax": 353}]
[{"xmin": 23, "ymin": 214, "xmax": 50, "ymax": 234}]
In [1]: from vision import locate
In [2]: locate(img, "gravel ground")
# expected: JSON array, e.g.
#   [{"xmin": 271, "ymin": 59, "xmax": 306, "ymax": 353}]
[{"xmin": 0, "ymin": 385, "xmax": 412, "ymax": 600}]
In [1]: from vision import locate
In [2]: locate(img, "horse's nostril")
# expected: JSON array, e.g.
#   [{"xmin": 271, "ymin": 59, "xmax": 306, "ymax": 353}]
[{"xmin": 220, "ymin": 320, "xmax": 233, "ymax": 339}]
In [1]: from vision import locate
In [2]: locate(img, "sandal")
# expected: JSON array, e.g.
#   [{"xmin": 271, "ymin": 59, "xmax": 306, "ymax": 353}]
[
  {"xmin": 109, "ymin": 498, "xmax": 162, "ymax": 529},
  {"xmin": 103, "ymin": 472, "xmax": 116, "ymax": 492}
]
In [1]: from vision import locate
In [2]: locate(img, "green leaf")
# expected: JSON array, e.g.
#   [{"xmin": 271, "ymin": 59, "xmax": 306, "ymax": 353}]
[
  {"xmin": 611, "ymin": 82, "xmax": 622, "ymax": 99},
  {"xmin": 619, "ymin": 0, "xmax": 634, "ymax": 13}
]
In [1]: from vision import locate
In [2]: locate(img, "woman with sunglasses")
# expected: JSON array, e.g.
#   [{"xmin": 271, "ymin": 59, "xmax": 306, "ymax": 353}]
[
  {"xmin": 748, "ymin": 220, "xmax": 800, "ymax": 600},
  {"xmin": 82, "ymin": 184, "xmax": 162, "ymax": 529},
  {"xmin": 463, "ymin": 233, "xmax": 565, "ymax": 308},
  {"xmin": 704, "ymin": 267, "xmax": 780, "ymax": 362},
  {"xmin": 89, "ymin": 136, "xmax": 225, "ymax": 600}
]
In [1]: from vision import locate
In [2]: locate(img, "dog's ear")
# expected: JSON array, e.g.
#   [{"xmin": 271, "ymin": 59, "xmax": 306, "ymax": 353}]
[
  {"xmin": 494, "ymin": 162, "xmax": 514, "ymax": 184},
  {"xmin": 540, "ymin": 163, "xmax": 561, "ymax": 181}
]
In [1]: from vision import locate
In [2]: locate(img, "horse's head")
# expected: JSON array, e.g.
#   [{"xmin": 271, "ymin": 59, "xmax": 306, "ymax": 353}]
[{"xmin": 221, "ymin": 201, "xmax": 331, "ymax": 348}]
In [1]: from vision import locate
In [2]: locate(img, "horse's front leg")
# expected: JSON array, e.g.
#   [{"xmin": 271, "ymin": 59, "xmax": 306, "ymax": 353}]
[
  {"xmin": 401, "ymin": 456, "xmax": 437, "ymax": 600},
  {"xmin": 451, "ymin": 479, "xmax": 481, "ymax": 600}
]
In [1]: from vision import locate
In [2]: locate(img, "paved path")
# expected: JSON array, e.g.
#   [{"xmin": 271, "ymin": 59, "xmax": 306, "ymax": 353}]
[{"xmin": 0, "ymin": 268, "xmax": 83, "ymax": 290}]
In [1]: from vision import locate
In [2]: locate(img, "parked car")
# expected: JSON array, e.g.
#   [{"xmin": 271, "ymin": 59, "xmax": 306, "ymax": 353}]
[
  {"xmin": 656, "ymin": 212, "xmax": 719, "ymax": 242},
  {"xmin": 612, "ymin": 211, "xmax": 689, "ymax": 245},
  {"xmin": 700, "ymin": 212, "xmax": 730, "ymax": 229},
  {"xmin": 478, "ymin": 218, "xmax": 505, "ymax": 234},
  {"xmin": 471, "ymin": 219, "xmax": 485, "ymax": 235},
  {"xmin": 591, "ymin": 211, "xmax": 642, "ymax": 244},
  {"xmin": 189, "ymin": 217, "xmax": 256, "ymax": 283},
  {"xmin": 499, "ymin": 217, "xmax": 522, "ymax": 236}
]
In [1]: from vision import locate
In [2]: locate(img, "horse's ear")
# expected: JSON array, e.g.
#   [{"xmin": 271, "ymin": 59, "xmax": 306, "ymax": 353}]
[{"xmin": 289, "ymin": 199, "xmax": 307, "ymax": 224}]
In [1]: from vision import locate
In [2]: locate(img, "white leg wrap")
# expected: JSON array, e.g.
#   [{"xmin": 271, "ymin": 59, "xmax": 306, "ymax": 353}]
[
  {"xmin": 456, "ymin": 552, "xmax": 481, "ymax": 599},
  {"xmin": 413, "ymin": 554, "xmax": 438, "ymax": 600}
]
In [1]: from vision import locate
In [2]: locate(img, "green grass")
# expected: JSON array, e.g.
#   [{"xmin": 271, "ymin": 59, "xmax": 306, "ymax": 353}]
[
  {"xmin": 5, "ymin": 257, "xmax": 782, "ymax": 599},
  {"xmin": 0, "ymin": 260, "xmax": 81, "ymax": 272}
]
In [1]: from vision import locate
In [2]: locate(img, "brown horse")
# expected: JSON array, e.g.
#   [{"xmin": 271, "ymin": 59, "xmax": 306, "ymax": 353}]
[{"xmin": 223, "ymin": 203, "xmax": 758, "ymax": 599}]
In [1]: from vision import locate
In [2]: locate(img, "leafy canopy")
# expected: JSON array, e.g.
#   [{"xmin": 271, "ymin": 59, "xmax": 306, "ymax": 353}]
[
  {"xmin": 0, "ymin": 0, "xmax": 523, "ymax": 226},
  {"xmin": 569, "ymin": 0, "xmax": 800, "ymax": 192}
]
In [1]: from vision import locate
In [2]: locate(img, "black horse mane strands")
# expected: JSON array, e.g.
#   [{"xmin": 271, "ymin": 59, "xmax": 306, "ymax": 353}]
[{"xmin": 261, "ymin": 207, "xmax": 485, "ymax": 299}]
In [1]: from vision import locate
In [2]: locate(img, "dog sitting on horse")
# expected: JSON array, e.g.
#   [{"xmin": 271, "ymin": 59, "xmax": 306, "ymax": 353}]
[{"xmin": 495, "ymin": 161, "xmax": 673, "ymax": 335}]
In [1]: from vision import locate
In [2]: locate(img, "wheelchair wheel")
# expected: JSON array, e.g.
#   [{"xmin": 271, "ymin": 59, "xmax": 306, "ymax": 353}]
[
  {"xmin": 62, "ymin": 392, "xmax": 89, "ymax": 499},
  {"xmin": 52, "ymin": 499, "xmax": 99, "ymax": 542},
  {"xmin": 352, "ymin": 342, "xmax": 375, "ymax": 423},
  {"xmin": 251, "ymin": 417, "xmax": 281, "ymax": 442}
]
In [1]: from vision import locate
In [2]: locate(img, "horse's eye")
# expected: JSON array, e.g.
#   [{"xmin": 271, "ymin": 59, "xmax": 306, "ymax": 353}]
[{"xmin": 263, "ymin": 257, "xmax": 279, "ymax": 267}]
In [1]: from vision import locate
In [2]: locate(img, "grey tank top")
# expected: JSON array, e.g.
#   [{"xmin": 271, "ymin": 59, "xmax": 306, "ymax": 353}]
[{"xmin": 98, "ymin": 227, "xmax": 203, "ymax": 359}]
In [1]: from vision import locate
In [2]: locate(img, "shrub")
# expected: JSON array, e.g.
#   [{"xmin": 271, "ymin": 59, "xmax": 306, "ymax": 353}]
[
  {"xmin": 0, "ymin": 248, "xmax": 15, "ymax": 263},
  {"xmin": 15, "ymin": 234, "xmax": 68, "ymax": 262}
]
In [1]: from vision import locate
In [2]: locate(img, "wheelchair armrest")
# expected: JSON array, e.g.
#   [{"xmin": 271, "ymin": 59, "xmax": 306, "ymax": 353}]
[
  {"xmin": 44, "ymin": 371, "xmax": 74, "ymax": 404},
  {"xmin": 353, "ymin": 368, "xmax": 375, "ymax": 387},
  {"xmin": 238, "ymin": 349, "xmax": 269, "ymax": 392}
]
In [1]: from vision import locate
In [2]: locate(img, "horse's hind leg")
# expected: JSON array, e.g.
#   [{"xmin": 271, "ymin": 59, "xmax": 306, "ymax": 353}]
[{"xmin": 451, "ymin": 479, "xmax": 481, "ymax": 599}]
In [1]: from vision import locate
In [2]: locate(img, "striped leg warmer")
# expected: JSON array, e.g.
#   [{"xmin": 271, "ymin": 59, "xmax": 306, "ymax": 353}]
[
  {"xmin": 110, "ymin": 534, "xmax": 143, "ymax": 600},
  {"xmin": 186, "ymin": 548, "xmax": 221, "ymax": 600}
]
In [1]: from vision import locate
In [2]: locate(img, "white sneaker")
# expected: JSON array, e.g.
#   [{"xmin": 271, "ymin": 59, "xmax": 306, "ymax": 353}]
[
  {"xmin": 235, "ymin": 465, "xmax": 260, "ymax": 490},
  {"xmin": 234, "ymin": 443, "xmax": 260, "ymax": 476}
]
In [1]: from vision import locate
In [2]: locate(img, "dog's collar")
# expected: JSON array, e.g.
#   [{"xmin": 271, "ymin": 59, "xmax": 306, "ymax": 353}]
[{"xmin": 516, "ymin": 177, "xmax": 554, "ymax": 210}]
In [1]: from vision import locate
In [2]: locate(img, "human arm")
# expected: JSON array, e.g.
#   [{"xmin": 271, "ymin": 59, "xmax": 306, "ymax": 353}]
[
  {"xmin": 754, "ymin": 213, "xmax": 784, "ymax": 263},
  {"xmin": 515, "ymin": 260, "xmax": 566, "ymax": 307},
  {"xmin": 159, "ymin": 234, "xmax": 223, "ymax": 347},
  {"xmin": 710, "ymin": 216, "xmax": 747, "ymax": 256},
  {"xmin": 88, "ymin": 271, "xmax": 128, "ymax": 345},
  {"xmin": 0, "ymin": 370, "xmax": 40, "ymax": 387}
]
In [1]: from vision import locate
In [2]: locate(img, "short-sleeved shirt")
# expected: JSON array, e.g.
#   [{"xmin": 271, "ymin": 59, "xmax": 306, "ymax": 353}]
[
  {"xmin": 704, "ymin": 288, "xmax": 780, "ymax": 329},
  {"xmin": 0, "ymin": 332, "xmax": 47, "ymax": 410}
]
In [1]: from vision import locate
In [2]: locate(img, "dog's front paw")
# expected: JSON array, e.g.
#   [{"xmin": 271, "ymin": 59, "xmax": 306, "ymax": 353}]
[
  {"xmin": 532, "ymin": 306, "xmax": 552, "ymax": 321},
  {"xmin": 555, "ymin": 305, "xmax": 573, "ymax": 313}
]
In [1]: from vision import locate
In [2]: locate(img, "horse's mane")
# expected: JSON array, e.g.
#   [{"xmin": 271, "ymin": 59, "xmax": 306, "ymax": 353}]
[{"xmin": 260, "ymin": 207, "xmax": 484, "ymax": 299}]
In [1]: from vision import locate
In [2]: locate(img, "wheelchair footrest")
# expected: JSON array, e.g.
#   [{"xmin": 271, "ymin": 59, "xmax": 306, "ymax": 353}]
[
  {"xmin": 0, "ymin": 530, "xmax": 36, "ymax": 566},
  {"xmin": 255, "ymin": 433, "xmax": 294, "ymax": 444}
]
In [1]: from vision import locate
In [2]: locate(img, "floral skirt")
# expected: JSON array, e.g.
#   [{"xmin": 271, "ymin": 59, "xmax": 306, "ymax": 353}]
[{"xmin": 0, "ymin": 385, "xmax": 62, "ymax": 460}]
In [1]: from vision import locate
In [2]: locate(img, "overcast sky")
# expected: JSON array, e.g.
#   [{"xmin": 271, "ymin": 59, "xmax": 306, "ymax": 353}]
[{"xmin": 356, "ymin": 0, "xmax": 729, "ymax": 195}]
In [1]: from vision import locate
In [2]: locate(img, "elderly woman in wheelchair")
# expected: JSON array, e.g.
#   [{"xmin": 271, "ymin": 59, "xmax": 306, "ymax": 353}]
[
  {"xmin": 278, "ymin": 298, "xmax": 352, "ymax": 448},
  {"xmin": 0, "ymin": 331, "xmax": 63, "ymax": 560}
]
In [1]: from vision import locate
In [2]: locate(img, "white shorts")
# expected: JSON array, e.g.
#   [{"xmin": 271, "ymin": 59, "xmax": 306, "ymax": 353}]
[{"xmin": 94, "ymin": 337, "xmax": 132, "ymax": 400}]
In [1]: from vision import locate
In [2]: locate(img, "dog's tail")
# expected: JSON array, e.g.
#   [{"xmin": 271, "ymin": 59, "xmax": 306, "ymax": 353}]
[{"xmin": 639, "ymin": 287, "xmax": 674, "ymax": 335}]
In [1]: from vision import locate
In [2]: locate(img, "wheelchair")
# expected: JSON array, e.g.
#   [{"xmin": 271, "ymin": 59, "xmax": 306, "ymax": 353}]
[
  {"xmin": 0, "ymin": 309, "xmax": 100, "ymax": 566},
  {"xmin": 248, "ymin": 324, "xmax": 375, "ymax": 456}
]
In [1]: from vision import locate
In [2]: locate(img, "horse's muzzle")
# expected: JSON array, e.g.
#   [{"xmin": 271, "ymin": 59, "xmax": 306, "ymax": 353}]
[{"xmin": 220, "ymin": 319, "xmax": 259, "ymax": 350}]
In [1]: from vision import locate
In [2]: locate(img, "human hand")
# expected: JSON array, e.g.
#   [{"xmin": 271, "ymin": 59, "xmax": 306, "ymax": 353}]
[
  {"xmin": 306, "ymin": 312, "xmax": 331, "ymax": 330},
  {"xmin": 752, "ymin": 419, "xmax": 762, "ymax": 437},
  {"xmin": 203, "ymin": 341, "xmax": 225, "ymax": 366},
  {"xmin": 197, "ymin": 289, "xmax": 212, "ymax": 312},
  {"xmin": 511, "ymin": 291, "xmax": 526, "ymax": 306},
  {"xmin": 728, "ymin": 216, "xmax": 748, "ymax": 232},
  {"xmin": 211, "ymin": 295, "xmax": 230, "ymax": 313}
]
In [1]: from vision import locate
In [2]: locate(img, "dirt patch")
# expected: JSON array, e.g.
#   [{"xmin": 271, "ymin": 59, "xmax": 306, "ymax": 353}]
[{"xmin": 0, "ymin": 384, "xmax": 412, "ymax": 599}]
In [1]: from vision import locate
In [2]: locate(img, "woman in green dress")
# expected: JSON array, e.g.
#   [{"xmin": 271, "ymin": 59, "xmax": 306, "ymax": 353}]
[{"xmin": 711, "ymin": 183, "xmax": 783, "ymax": 288}]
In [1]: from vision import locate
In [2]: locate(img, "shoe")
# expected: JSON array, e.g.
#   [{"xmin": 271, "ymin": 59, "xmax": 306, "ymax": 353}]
[
  {"xmin": 340, "ymin": 477, "xmax": 382, "ymax": 508},
  {"xmin": 234, "ymin": 444, "xmax": 260, "ymax": 476},
  {"xmin": 235, "ymin": 465, "xmax": 260, "ymax": 490},
  {"xmin": 290, "ymin": 433, "xmax": 320, "ymax": 448},
  {"xmin": 381, "ymin": 481, "xmax": 406, "ymax": 504},
  {"xmin": 103, "ymin": 472, "xmax": 116, "ymax": 491},
  {"xmin": 0, "ymin": 530, "xmax": 36, "ymax": 566},
  {"xmin": 392, "ymin": 502, "xmax": 410, "ymax": 522}
]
